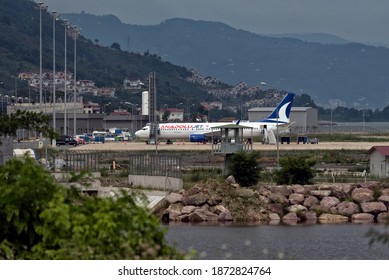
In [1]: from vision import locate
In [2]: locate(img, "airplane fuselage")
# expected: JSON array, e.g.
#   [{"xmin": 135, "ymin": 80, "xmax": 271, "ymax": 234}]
[
  {"xmin": 135, "ymin": 121, "xmax": 285, "ymax": 141},
  {"xmin": 135, "ymin": 92, "xmax": 294, "ymax": 143}
]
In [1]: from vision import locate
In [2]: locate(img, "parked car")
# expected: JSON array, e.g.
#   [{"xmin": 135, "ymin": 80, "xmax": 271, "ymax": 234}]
[
  {"xmin": 74, "ymin": 134, "xmax": 87, "ymax": 144},
  {"xmin": 56, "ymin": 135, "xmax": 78, "ymax": 146}
]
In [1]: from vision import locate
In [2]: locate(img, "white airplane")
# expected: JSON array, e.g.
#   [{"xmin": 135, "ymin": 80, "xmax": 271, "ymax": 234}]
[{"xmin": 135, "ymin": 92, "xmax": 295, "ymax": 143}]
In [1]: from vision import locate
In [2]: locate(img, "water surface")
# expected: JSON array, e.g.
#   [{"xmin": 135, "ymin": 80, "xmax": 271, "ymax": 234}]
[{"xmin": 165, "ymin": 223, "xmax": 389, "ymax": 260}]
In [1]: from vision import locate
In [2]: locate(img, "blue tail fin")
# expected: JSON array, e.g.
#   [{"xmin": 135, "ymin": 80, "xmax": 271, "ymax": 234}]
[{"xmin": 260, "ymin": 93, "xmax": 295, "ymax": 124}]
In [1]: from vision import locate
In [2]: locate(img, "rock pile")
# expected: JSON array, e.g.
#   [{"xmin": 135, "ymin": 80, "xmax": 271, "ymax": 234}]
[{"xmin": 162, "ymin": 176, "xmax": 389, "ymax": 224}]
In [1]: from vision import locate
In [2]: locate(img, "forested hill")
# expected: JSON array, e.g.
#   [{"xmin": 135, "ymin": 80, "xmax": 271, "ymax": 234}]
[
  {"xmin": 63, "ymin": 13, "xmax": 389, "ymax": 108},
  {"xmin": 0, "ymin": 0, "xmax": 213, "ymax": 108}
]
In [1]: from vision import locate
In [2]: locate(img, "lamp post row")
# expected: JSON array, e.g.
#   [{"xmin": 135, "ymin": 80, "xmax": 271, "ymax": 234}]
[{"xmin": 37, "ymin": 2, "xmax": 79, "ymax": 144}]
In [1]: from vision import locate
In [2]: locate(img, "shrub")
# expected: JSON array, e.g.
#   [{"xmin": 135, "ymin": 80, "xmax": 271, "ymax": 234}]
[
  {"xmin": 228, "ymin": 151, "xmax": 261, "ymax": 187},
  {"xmin": 274, "ymin": 155, "xmax": 316, "ymax": 185}
]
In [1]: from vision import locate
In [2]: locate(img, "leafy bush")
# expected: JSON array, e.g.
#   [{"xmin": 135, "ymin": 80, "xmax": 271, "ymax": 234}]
[
  {"xmin": 0, "ymin": 157, "xmax": 184, "ymax": 260},
  {"xmin": 228, "ymin": 151, "xmax": 261, "ymax": 187},
  {"xmin": 274, "ymin": 155, "xmax": 316, "ymax": 185}
]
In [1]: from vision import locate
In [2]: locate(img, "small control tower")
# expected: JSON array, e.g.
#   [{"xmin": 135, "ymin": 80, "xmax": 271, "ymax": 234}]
[{"xmin": 211, "ymin": 123, "xmax": 253, "ymax": 175}]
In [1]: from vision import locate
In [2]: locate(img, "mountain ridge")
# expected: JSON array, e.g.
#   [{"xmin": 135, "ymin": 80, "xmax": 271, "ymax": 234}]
[{"xmin": 63, "ymin": 13, "xmax": 389, "ymax": 109}]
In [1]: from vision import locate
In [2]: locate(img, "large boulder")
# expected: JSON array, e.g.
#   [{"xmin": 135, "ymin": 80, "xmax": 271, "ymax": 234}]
[
  {"xmin": 336, "ymin": 201, "xmax": 360, "ymax": 216},
  {"xmin": 207, "ymin": 194, "xmax": 223, "ymax": 206},
  {"xmin": 282, "ymin": 212, "xmax": 299, "ymax": 221},
  {"xmin": 186, "ymin": 185, "xmax": 203, "ymax": 195},
  {"xmin": 267, "ymin": 203, "xmax": 284, "ymax": 217},
  {"xmin": 183, "ymin": 192, "xmax": 208, "ymax": 206},
  {"xmin": 286, "ymin": 204, "xmax": 308, "ymax": 213},
  {"xmin": 381, "ymin": 188, "xmax": 389, "ymax": 196},
  {"xmin": 257, "ymin": 186, "xmax": 272, "ymax": 197},
  {"xmin": 352, "ymin": 213, "xmax": 374, "ymax": 223},
  {"xmin": 235, "ymin": 188, "xmax": 255, "ymax": 198},
  {"xmin": 303, "ymin": 196, "xmax": 319, "ymax": 208},
  {"xmin": 378, "ymin": 195, "xmax": 389, "ymax": 204},
  {"xmin": 267, "ymin": 193, "xmax": 289, "ymax": 205},
  {"xmin": 377, "ymin": 212, "xmax": 389, "ymax": 223},
  {"xmin": 218, "ymin": 209, "xmax": 233, "ymax": 221},
  {"xmin": 360, "ymin": 202, "xmax": 387, "ymax": 214},
  {"xmin": 189, "ymin": 209, "xmax": 219, "ymax": 222},
  {"xmin": 351, "ymin": 188, "xmax": 374, "ymax": 203},
  {"xmin": 310, "ymin": 190, "xmax": 331, "ymax": 198},
  {"xmin": 269, "ymin": 213, "xmax": 281, "ymax": 221},
  {"xmin": 269, "ymin": 185, "xmax": 293, "ymax": 197},
  {"xmin": 259, "ymin": 195, "xmax": 271, "ymax": 204},
  {"xmin": 287, "ymin": 185, "xmax": 309, "ymax": 195},
  {"xmin": 225, "ymin": 175, "xmax": 236, "ymax": 185},
  {"xmin": 320, "ymin": 196, "xmax": 340, "ymax": 211},
  {"xmin": 318, "ymin": 214, "xmax": 348, "ymax": 223},
  {"xmin": 289, "ymin": 193, "xmax": 305, "ymax": 205},
  {"xmin": 181, "ymin": 205, "xmax": 197, "ymax": 214},
  {"xmin": 165, "ymin": 192, "xmax": 183, "ymax": 204}
]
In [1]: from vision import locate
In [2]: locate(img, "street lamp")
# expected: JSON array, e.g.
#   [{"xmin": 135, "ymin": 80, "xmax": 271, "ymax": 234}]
[
  {"xmin": 52, "ymin": 11, "xmax": 59, "ymax": 146},
  {"xmin": 71, "ymin": 26, "xmax": 80, "ymax": 136},
  {"xmin": 63, "ymin": 18, "xmax": 69, "ymax": 135},
  {"xmin": 38, "ymin": 2, "xmax": 47, "ymax": 145}
]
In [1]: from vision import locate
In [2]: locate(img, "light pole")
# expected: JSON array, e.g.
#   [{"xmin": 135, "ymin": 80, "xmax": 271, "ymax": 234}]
[
  {"xmin": 38, "ymin": 2, "xmax": 47, "ymax": 145},
  {"xmin": 52, "ymin": 11, "xmax": 59, "ymax": 145},
  {"xmin": 72, "ymin": 26, "xmax": 80, "ymax": 136},
  {"xmin": 63, "ymin": 19, "xmax": 69, "ymax": 135}
]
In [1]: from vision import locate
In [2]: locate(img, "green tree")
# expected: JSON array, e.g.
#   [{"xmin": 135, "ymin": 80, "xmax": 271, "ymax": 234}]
[
  {"xmin": 274, "ymin": 155, "xmax": 316, "ymax": 185},
  {"xmin": 228, "ymin": 151, "xmax": 261, "ymax": 187},
  {"xmin": 162, "ymin": 110, "xmax": 171, "ymax": 122},
  {"xmin": 0, "ymin": 157, "xmax": 185, "ymax": 260},
  {"xmin": 0, "ymin": 110, "xmax": 57, "ymax": 140}
]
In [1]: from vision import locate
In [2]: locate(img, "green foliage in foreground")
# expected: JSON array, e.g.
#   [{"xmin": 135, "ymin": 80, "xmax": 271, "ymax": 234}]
[
  {"xmin": 274, "ymin": 155, "xmax": 316, "ymax": 185},
  {"xmin": 0, "ymin": 157, "xmax": 184, "ymax": 260},
  {"xmin": 228, "ymin": 151, "xmax": 262, "ymax": 187},
  {"xmin": 0, "ymin": 110, "xmax": 57, "ymax": 140}
]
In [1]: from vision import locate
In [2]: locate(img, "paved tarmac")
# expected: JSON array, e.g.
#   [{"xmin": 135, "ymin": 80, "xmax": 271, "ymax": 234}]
[{"xmin": 71, "ymin": 141, "xmax": 388, "ymax": 152}]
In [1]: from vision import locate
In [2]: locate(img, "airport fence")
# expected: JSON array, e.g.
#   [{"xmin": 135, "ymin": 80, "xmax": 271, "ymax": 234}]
[
  {"xmin": 127, "ymin": 154, "xmax": 182, "ymax": 179},
  {"xmin": 34, "ymin": 150, "xmax": 182, "ymax": 179}
]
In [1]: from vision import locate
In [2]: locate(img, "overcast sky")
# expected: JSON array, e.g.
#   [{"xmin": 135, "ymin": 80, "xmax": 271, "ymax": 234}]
[{"xmin": 42, "ymin": 0, "xmax": 389, "ymax": 45}]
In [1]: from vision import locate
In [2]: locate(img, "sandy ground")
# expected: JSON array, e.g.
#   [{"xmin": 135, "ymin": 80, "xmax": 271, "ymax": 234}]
[{"xmin": 71, "ymin": 141, "xmax": 387, "ymax": 152}]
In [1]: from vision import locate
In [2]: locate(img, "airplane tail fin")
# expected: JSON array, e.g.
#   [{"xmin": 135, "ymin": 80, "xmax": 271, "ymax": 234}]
[{"xmin": 259, "ymin": 92, "xmax": 295, "ymax": 124}]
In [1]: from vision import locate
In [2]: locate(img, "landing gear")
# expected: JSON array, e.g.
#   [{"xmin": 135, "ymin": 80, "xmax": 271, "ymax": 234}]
[{"xmin": 166, "ymin": 139, "xmax": 173, "ymax": 145}]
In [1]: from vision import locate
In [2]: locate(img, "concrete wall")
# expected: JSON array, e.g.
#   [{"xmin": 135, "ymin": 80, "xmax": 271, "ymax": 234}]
[{"xmin": 128, "ymin": 174, "xmax": 183, "ymax": 191}]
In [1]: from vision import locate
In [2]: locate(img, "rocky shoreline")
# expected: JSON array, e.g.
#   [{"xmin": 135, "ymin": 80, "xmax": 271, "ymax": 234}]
[{"xmin": 161, "ymin": 176, "xmax": 389, "ymax": 225}]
